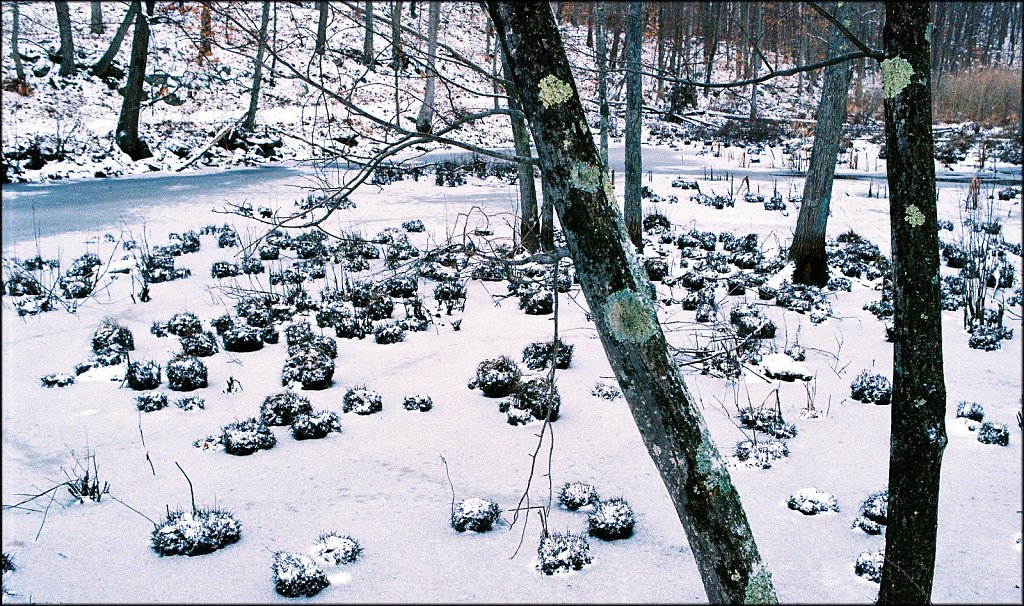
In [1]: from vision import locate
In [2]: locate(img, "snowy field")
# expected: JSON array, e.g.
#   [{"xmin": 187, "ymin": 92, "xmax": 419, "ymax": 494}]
[{"xmin": 2, "ymin": 138, "xmax": 1022, "ymax": 603}]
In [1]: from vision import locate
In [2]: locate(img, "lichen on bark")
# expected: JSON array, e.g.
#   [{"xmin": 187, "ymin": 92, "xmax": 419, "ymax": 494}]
[
  {"xmin": 571, "ymin": 162, "xmax": 603, "ymax": 193},
  {"xmin": 603, "ymin": 288, "xmax": 658, "ymax": 343},
  {"xmin": 538, "ymin": 74, "xmax": 572, "ymax": 108},
  {"xmin": 904, "ymin": 204, "xmax": 925, "ymax": 227},
  {"xmin": 744, "ymin": 567, "xmax": 778, "ymax": 604},
  {"xmin": 881, "ymin": 56, "xmax": 914, "ymax": 98}
]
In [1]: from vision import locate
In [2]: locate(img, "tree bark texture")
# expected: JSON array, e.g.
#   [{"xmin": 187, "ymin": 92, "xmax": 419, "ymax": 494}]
[
  {"xmin": 362, "ymin": 0, "xmax": 374, "ymax": 66},
  {"xmin": 486, "ymin": 3, "xmax": 777, "ymax": 604},
  {"xmin": 877, "ymin": 2, "xmax": 948, "ymax": 603},
  {"xmin": 500, "ymin": 48, "xmax": 541, "ymax": 253},
  {"xmin": 200, "ymin": 2, "xmax": 212, "ymax": 61},
  {"xmin": 90, "ymin": 1, "xmax": 104, "ymax": 34},
  {"xmin": 11, "ymin": 1, "xmax": 25, "ymax": 82},
  {"xmin": 624, "ymin": 1, "xmax": 643, "ymax": 251},
  {"xmin": 596, "ymin": 1, "xmax": 609, "ymax": 168},
  {"xmin": 116, "ymin": 0, "xmax": 153, "ymax": 161},
  {"xmin": 391, "ymin": 0, "xmax": 406, "ymax": 70},
  {"xmin": 92, "ymin": 1, "xmax": 137, "ymax": 79},
  {"xmin": 315, "ymin": 0, "xmax": 328, "ymax": 55},
  {"xmin": 789, "ymin": 0, "xmax": 857, "ymax": 287},
  {"xmin": 54, "ymin": 1, "xmax": 75, "ymax": 77},
  {"xmin": 243, "ymin": 0, "xmax": 271, "ymax": 131},
  {"xmin": 415, "ymin": 0, "xmax": 440, "ymax": 134}
]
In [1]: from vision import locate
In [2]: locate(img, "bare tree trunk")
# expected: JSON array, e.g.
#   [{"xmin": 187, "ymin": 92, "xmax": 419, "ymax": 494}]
[
  {"xmin": 90, "ymin": 1, "xmax": 104, "ymax": 34},
  {"xmin": 500, "ymin": 48, "xmax": 540, "ymax": 253},
  {"xmin": 243, "ymin": 0, "xmax": 271, "ymax": 131},
  {"xmin": 877, "ymin": 2, "xmax": 947, "ymax": 603},
  {"xmin": 655, "ymin": 4, "xmax": 666, "ymax": 101},
  {"xmin": 116, "ymin": 0, "xmax": 154, "ymax": 161},
  {"xmin": 54, "ymin": 1, "xmax": 75, "ymax": 77},
  {"xmin": 790, "ymin": 0, "xmax": 856, "ymax": 287},
  {"xmin": 315, "ymin": 0, "xmax": 328, "ymax": 55},
  {"xmin": 596, "ymin": 1, "xmax": 609, "ymax": 168},
  {"xmin": 200, "ymin": 2, "xmax": 213, "ymax": 62},
  {"xmin": 391, "ymin": 0, "xmax": 406, "ymax": 70},
  {"xmin": 624, "ymin": 0, "xmax": 643, "ymax": 251},
  {"xmin": 362, "ymin": 0, "xmax": 374, "ymax": 67},
  {"xmin": 415, "ymin": 0, "xmax": 440, "ymax": 133},
  {"xmin": 487, "ymin": 4, "xmax": 777, "ymax": 603},
  {"xmin": 748, "ymin": 3, "xmax": 762, "ymax": 121},
  {"xmin": 92, "ymin": 1, "xmax": 137, "ymax": 79},
  {"xmin": 10, "ymin": 1, "xmax": 26, "ymax": 82}
]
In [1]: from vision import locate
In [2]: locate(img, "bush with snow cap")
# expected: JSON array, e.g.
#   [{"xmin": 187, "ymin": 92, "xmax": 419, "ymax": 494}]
[
  {"xmin": 587, "ymin": 498, "xmax": 635, "ymax": 540},
  {"xmin": 151, "ymin": 508, "xmax": 241, "ymax": 556},
  {"xmin": 343, "ymin": 386, "xmax": 383, "ymax": 415},
  {"xmin": 281, "ymin": 349, "xmax": 334, "ymax": 390},
  {"xmin": 850, "ymin": 370, "xmax": 892, "ymax": 405},
  {"xmin": 221, "ymin": 417, "xmax": 276, "ymax": 455},
  {"xmin": 136, "ymin": 392, "xmax": 169, "ymax": 412},
  {"xmin": 180, "ymin": 331, "xmax": 219, "ymax": 357},
  {"xmin": 854, "ymin": 551, "xmax": 885, "ymax": 582},
  {"xmin": 558, "ymin": 481, "xmax": 600, "ymax": 511},
  {"xmin": 402, "ymin": 394, "xmax": 433, "ymax": 412},
  {"xmin": 977, "ymin": 421, "xmax": 1010, "ymax": 446},
  {"xmin": 222, "ymin": 323, "xmax": 265, "ymax": 353},
  {"xmin": 522, "ymin": 338, "xmax": 574, "ymax": 371},
  {"xmin": 273, "ymin": 551, "xmax": 329, "ymax": 597},
  {"xmin": 469, "ymin": 356, "xmax": 522, "ymax": 398},
  {"xmin": 290, "ymin": 410, "xmax": 342, "ymax": 440},
  {"xmin": 261, "ymin": 391, "xmax": 313, "ymax": 426},
  {"xmin": 451, "ymin": 498, "xmax": 501, "ymax": 532},
  {"xmin": 734, "ymin": 438, "xmax": 789, "ymax": 469},
  {"xmin": 538, "ymin": 531, "xmax": 592, "ymax": 574},
  {"xmin": 852, "ymin": 490, "xmax": 888, "ymax": 535},
  {"xmin": 166, "ymin": 355, "xmax": 208, "ymax": 391},
  {"xmin": 127, "ymin": 360, "xmax": 162, "ymax": 390},
  {"xmin": 500, "ymin": 375, "xmax": 561, "ymax": 423},
  {"xmin": 787, "ymin": 488, "xmax": 839, "ymax": 515},
  {"xmin": 310, "ymin": 532, "xmax": 361, "ymax": 566}
]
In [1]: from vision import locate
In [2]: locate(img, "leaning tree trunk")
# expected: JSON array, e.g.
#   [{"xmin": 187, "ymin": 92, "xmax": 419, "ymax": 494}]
[
  {"xmin": 414, "ymin": 0, "xmax": 440, "ymax": 133},
  {"xmin": 486, "ymin": 3, "xmax": 777, "ymax": 603},
  {"xmin": 116, "ymin": 0, "xmax": 153, "ymax": 161},
  {"xmin": 243, "ymin": 0, "xmax": 271, "ymax": 131},
  {"xmin": 54, "ymin": 1, "xmax": 75, "ymax": 77},
  {"xmin": 789, "ymin": 0, "xmax": 857, "ymax": 286},
  {"xmin": 596, "ymin": 1, "xmax": 609, "ymax": 168},
  {"xmin": 11, "ymin": 1, "xmax": 26, "ymax": 83},
  {"xmin": 362, "ymin": 0, "xmax": 374, "ymax": 67},
  {"xmin": 92, "ymin": 1, "xmax": 137, "ymax": 79},
  {"xmin": 315, "ymin": 0, "xmax": 328, "ymax": 55},
  {"xmin": 500, "ymin": 48, "xmax": 541, "ymax": 253},
  {"xmin": 877, "ymin": 2, "xmax": 948, "ymax": 603},
  {"xmin": 90, "ymin": 1, "xmax": 104, "ymax": 34},
  {"xmin": 624, "ymin": 1, "xmax": 643, "ymax": 251}
]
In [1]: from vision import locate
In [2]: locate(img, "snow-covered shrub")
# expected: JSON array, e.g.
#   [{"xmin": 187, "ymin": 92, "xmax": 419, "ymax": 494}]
[
  {"xmin": 501, "ymin": 375, "xmax": 561, "ymax": 423},
  {"xmin": 335, "ymin": 315, "xmax": 370, "ymax": 340},
  {"xmin": 180, "ymin": 331, "xmax": 219, "ymax": 357},
  {"xmin": 222, "ymin": 323, "xmax": 265, "ymax": 353},
  {"xmin": 451, "ymin": 498, "xmax": 501, "ymax": 533},
  {"xmin": 402, "ymin": 394, "xmax": 433, "ymax": 412},
  {"xmin": 590, "ymin": 381, "xmax": 622, "ymax": 400},
  {"xmin": 136, "ymin": 392, "xmax": 169, "ymax": 412},
  {"xmin": 281, "ymin": 348, "xmax": 335, "ymax": 390},
  {"xmin": 518, "ymin": 286, "xmax": 554, "ymax": 315},
  {"xmin": 310, "ymin": 532, "xmax": 362, "ymax": 566},
  {"xmin": 290, "ymin": 410, "xmax": 342, "ymax": 440},
  {"xmin": 273, "ymin": 552, "xmax": 329, "ymax": 598},
  {"xmin": 343, "ymin": 387, "xmax": 383, "ymax": 415},
  {"xmin": 210, "ymin": 261, "xmax": 241, "ymax": 279},
  {"xmin": 40, "ymin": 372, "xmax": 75, "ymax": 388},
  {"xmin": 854, "ymin": 551, "xmax": 885, "ymax": 583},
  {"xmin": 644, "ymin": 257, "xmax": 670, "ymax": 281},
  {"xmin": 384, "ymin": 275, "xmax": 418, "ymax": 298},
  {"xmin": 522, "ymin": 338, "xmax": 574, "ymax": 371},
  {"xmin": 587, "ymin": 498, "xmax": 635, "ymax": 540},
  {"xmin": 221, "ymin": 418, "xmax": 276, "ymax": 455},
  {"xmin": 151, "ymin": 508, "xmax": 241, "ymax": 556},
  {"xmin": 956, "ymin": 401, "xmax": 985, "ymax": 422},
  {"xmin": 168, "ymin": 312, "xmax": 203, "ymax": 338},
  {"xmin": 469, "ymin": 356, "xmax": 522, "ymax": 397},
  {"xmin": 977, "ymin": 421, "xmax": 1010, "ymax": 446},
  {"xmin": 366, "ymin": 296, "xmax": 395, "ymax": 320},
  {"xmin": 373, "ymin": 321, "xmax": 406, "ymax": 344},
  {"xmin": 852, "ymin": 490, "xmax": 888, "ymax": 535},
  {"xmin": 734, "ymin": 438, "xmax": 789, "ymax": 469},
  {"xmin": 827, "ymin": 276, "xmax": 852, "ymax": 292},
  {"xmin": 538, "ymin": 531, "xmax": 592, "ymax": 575},
  {"xmin": 258, "ymin": 243, "xmax": 280, "ymax": 260},
  {"xmin": 261, "ymin": 391, "xmax": 313, "ymax": 426},
  {"xmin": 402, "ymin": 219, "xmax": 425, "ymax": 232},
  {"xmin": 729, "ymin": 304, "xmax": 777, "ymax": 339},
  {"xmin": 967, "ymin": 324, "xmax": 1012, "ymax": 351},
  {"xmin": 217, "ymin": 227, "xmax": 240, "ymax": 248},
  {"xmin": 738, "ymin": 406, "xmax": 797, "ymax": 439},
  {"xmin": 241, "ymin": 257, "xmax": 264, "ymax": 275},
  {"xmin": 850, "ymin": 370, "xmax": 892, "ymax": 405},
  {"xmin": 169, "ymin": 231, "xmax": 201, "ymax": 254},
  {"xmin": 166, "ymin": 355, "xmax": 208, "ymax": 391},
  {"xmin": 127, "ymin": 360, "xmax": 162, "ymax": 390},
  {"xmin": 91, "ymin": 319, "xmax": 135, "ymax": 356},
  {"xmin": 558, "ymin": 481, "xmax": 600, "ymax": 510},
  {"xmin": 175, "ymin": 396, "xmax": 205, "ymax": 411},
  {"xmin": 434, "ymin": 280, "xmax": 468, "ymax": 314},
  {"xmin": 286, "ymin": 334, "xmax": 337, "ymax": 359},
  {"xmin": 642, "ymin": 212, "xmax": 671, "ymax": 234},
  {"xmin": 787, "ymin": 488, "xmax": 839, "ymax": 515}
]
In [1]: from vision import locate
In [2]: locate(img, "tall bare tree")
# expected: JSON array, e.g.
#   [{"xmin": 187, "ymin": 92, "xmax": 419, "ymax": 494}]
[
  {"xmin": 90, "ymin": 1, "xmax": 104, "ymax": 34},
  {"xmin": 116, "ymin": 0, "xmax": 154, "ymax": 161},
  {"xmin": 789, "ymin": 0, "xmax": 857, "ymax": 286},
  {"xmin": 595, "ymin": 1, "xmax": 609, "ymax": 168},
  {"xmin": 54, "ymin": 1, "xmax": 75, "ymax": 77},
  {"xmin": 10, "ymin": 1, "xmax": 26, "ymax": 83},
  {"xmin": 362, "ymin": 0, "xmax": 374, "ymax": 67},
  {"xmin": 486, "ymin": 3, "xmax": 777, "ymax": 603},
  {"xmin": 199, "ymin": 2, "xmax": 213, "ymax": 62},
  {"xmin": 414, "ymin": 0, "xmax": 440, "ymax": 133},
  {"xmin": 390, "ymin": 1, "xmax": 407, "ymax": 70},
  {"xmin": 877, "ymin": 1, "xmax": 948, "ymax": 602},
  {"xmin": 243, "ymin": 0, "xmax": 272, "ymax": 131},
  {"xmin": 315, "ymin": 0, "xmax": 328, "ymax": 55},
  {"xmin": 92, "ymin": 1, "xmax": 138, "ymax": 80},
  {"xmin": 624, "ymin": 0, "xmax": 643, "ymax": 250}
]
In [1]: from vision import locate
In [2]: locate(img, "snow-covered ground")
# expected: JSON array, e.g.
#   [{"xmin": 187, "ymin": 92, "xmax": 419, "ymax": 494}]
[{"xmin": 2, "ymin": 137, "xmax": 1021, "ymax": 603}]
